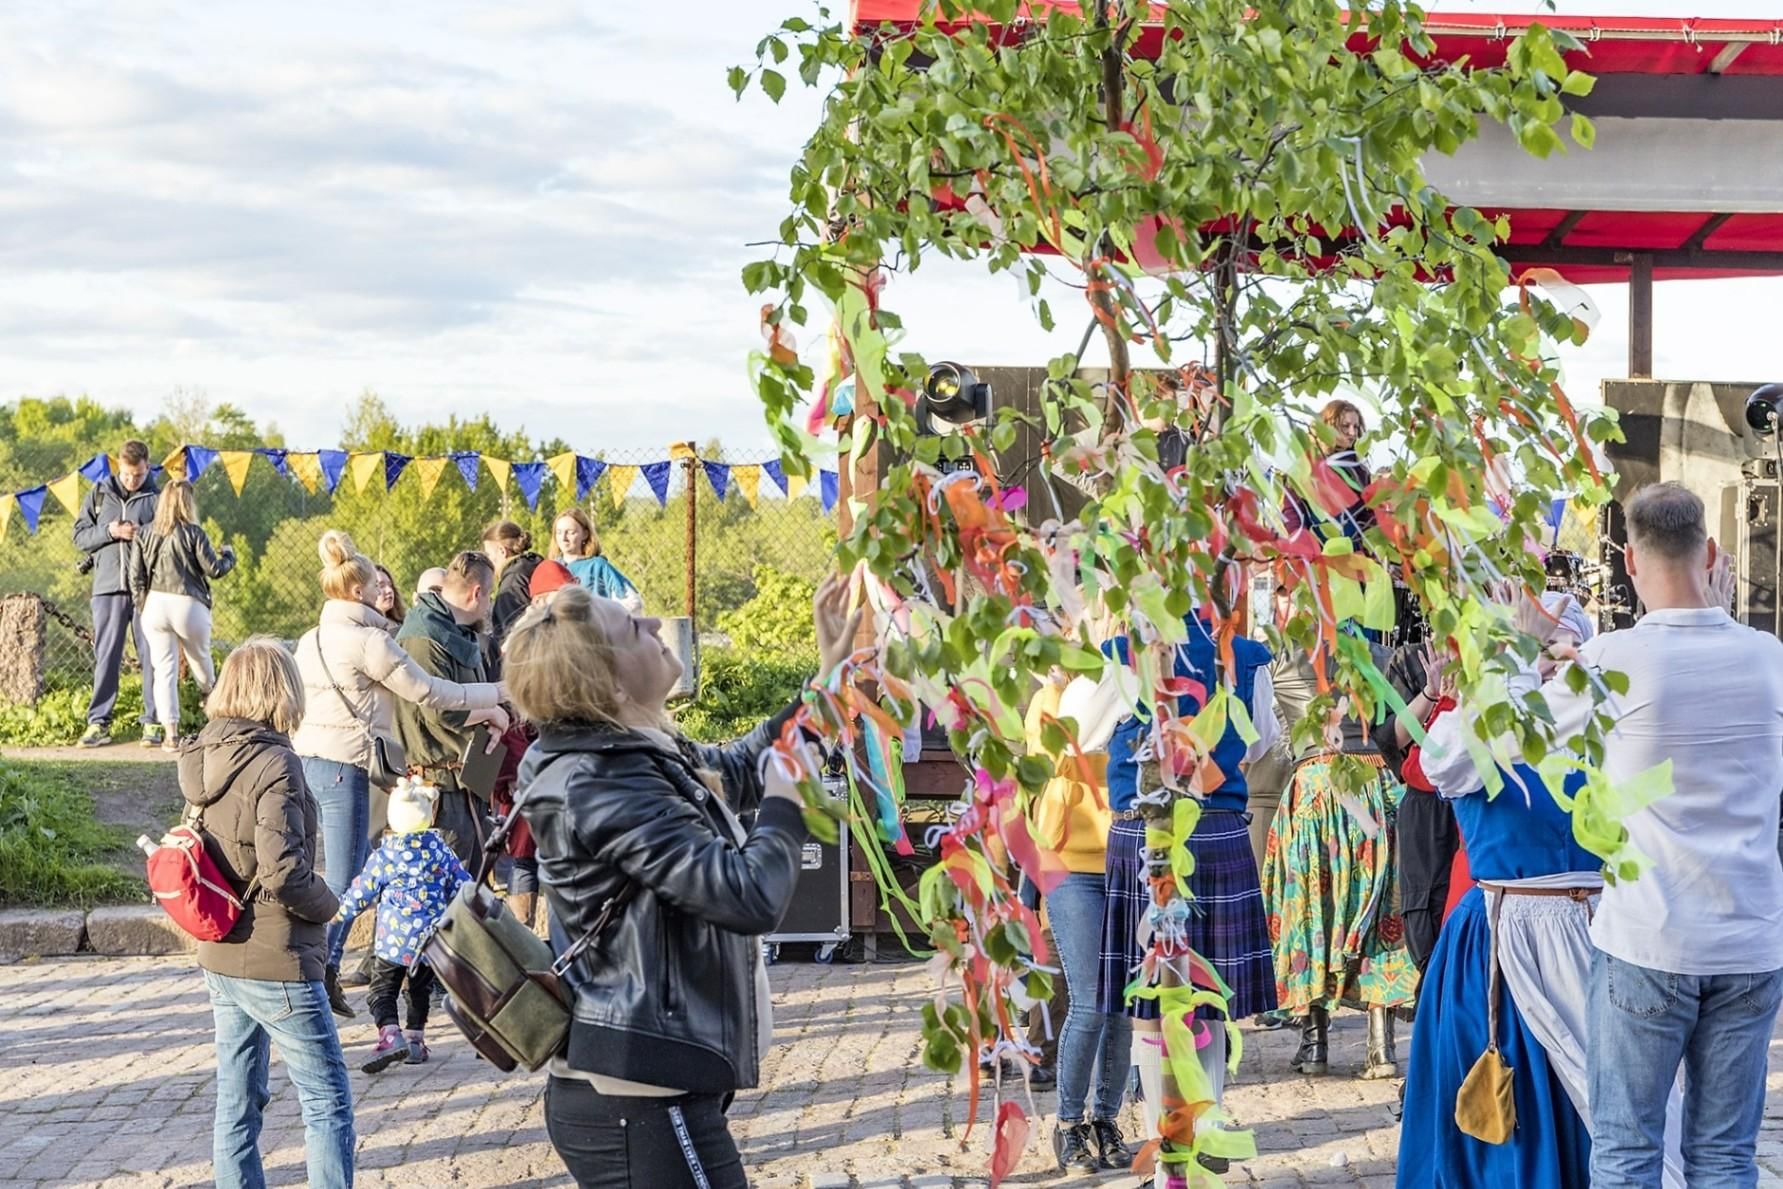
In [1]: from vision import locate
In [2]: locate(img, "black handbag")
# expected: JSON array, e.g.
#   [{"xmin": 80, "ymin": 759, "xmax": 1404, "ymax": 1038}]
[{"xmin": 313, "ymin": 630, "xmax": 408, "ymax": 788}]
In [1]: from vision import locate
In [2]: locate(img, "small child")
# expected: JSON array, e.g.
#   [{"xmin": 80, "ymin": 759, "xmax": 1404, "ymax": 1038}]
[{"xmin": 333, "ymin": 776, "xmax": 471, "ymax": 1073}]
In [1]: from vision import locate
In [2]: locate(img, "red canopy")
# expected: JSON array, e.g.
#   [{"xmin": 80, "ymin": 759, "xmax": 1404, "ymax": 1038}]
[{"xmin": 850, "ymin": 6, "xmax": 1783, "ymax": 281}]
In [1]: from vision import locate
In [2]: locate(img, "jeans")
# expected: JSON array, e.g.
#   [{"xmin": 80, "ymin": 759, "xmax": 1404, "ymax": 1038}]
[
  {"xmin": 1588, "ymin": 950, "xmax": 1783, "ymax": 1188},
  {"xmin": 509, "ymin": 856, "xmax": 540, "ymax": 895},
  {"xmin": 203, "ymin": 970, "xmax": 354, "ymax": 1189},
  {"xmin": 544, "ymin": 1076, "xmax": 745, "ymax": 1188},
  {"xmin": 1046, "ymin": 870, "xmax": 1133, "ymax": 1123},
  {"xmin": 87, "ymin": 592, "xmax": 156, "ymax": 726},
  {"xmin": 303, "ymin": 757, "xmax": 371, "ymax": 966},
  {"xmin": 365, "ymin": 957, "xmax": 436, "ymax": 1031}
]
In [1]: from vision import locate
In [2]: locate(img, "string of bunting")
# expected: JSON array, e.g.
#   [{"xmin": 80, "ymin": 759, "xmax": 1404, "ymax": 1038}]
[{"xmin": 0, "ymin": 447, "xmax": 841, "ymax": 541}]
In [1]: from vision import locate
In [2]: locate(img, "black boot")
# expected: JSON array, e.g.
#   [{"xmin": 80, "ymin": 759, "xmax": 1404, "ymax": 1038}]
[
  {"xmin": 1090, "ymin": 1117, "xmax": 1133, "ymax": 1171},
  {"xmin": 1052, "ymin": 1122, "xmax": 1100, "ymax": 1173},
  {"xmin": 323, "ymin": 963, "xmax": 355, "ymax": 1019},
  {"xmin": 1290, "ymin": 1005, "xmax": 1329, "ymax": 1075},
  {"xmin": 1361, "ymin": 1005, "xmax": 1399, "ymax": 1079}
]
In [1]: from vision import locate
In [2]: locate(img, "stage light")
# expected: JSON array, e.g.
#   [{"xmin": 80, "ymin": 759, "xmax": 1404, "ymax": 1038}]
[
  {"xmin": 1745, "ymin": 383, "xmax": 1783, "ymax": 435},
  {"xmin": 917, "ymin": 362, "xmax": 992, "ymax": 436}
]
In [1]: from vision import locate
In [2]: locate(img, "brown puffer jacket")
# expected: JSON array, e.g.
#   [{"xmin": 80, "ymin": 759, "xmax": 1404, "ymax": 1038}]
[{"xmin": 179, "ymin": 717, "xmax": 340, "ymax": 982}]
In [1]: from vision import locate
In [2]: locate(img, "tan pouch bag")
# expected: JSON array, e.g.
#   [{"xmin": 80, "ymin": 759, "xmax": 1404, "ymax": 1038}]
[{"xmin": 1454, "ymin": 890, "xmax": 1516, "ymax": 1144}]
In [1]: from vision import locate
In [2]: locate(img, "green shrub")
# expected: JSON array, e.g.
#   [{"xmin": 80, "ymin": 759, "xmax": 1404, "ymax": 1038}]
[
  {"xmin": 716, "ymin": 566, "xmax": 817, "ymax": 657},
  {"xmin": 0, "ymin": 673, "xmax": 209, "ymax": 747},
  {"xmin": 0, "ymin": 760, "xmax": 144, "ymax": 906},
  {"xmin": 677, "ymin": 646, "xmax": 813, "ymax": 743}
]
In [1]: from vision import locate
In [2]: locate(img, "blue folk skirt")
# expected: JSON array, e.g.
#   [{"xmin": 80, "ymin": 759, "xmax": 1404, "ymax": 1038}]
[{"xmin": 1396, "ymin": 887, "xmax": 1592, "ymax": 1189}]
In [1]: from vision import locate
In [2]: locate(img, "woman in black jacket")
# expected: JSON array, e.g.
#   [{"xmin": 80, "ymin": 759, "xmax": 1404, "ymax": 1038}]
[
  {"xmin": 502, "ymin": 578, "xmax": 859, "ymax": 1189},
  {"xmin": 130, "ymin": 479, "xmax": 235, "ymax": 749}
]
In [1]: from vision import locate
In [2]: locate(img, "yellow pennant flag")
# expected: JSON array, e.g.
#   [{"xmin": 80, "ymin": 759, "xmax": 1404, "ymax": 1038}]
[
  {"xmin": 414, "ymin": 457, "xmax": 449, "ymax": 503},
  {"xmin": 289, "ymin": 452, "xmax": 322, "ymax": 494},
  {"xmin": 349, "ymin": 452, "xmax": 384, "ymax": 496},
  {"xmin": 786, "ymin": 471, "xmax": 808, "ymax": 501},
  {"xmin": 161, "ymin": 448, "xmax": 188, "ymax": 481},
  {"xmin": 547, "ymin": 452, "xmax": 576, "ymax": 495},
  {"xmin": 0, "ymin": 496, "xmax": 11, "ymax": 544},
  {"xmin": 484, "ymin": 456, "xmax": 512, "ymax": 496},
  {"xmin": 668, "ymin": 442, "xmax": 697, "ymax": 462},
  {"xmin": 48, "ymin": 472, "xmax": 83, "ymax": 516},
  {"xmin": 219, "ymin": 451, "xmax": 254, "ymax": 496},
  {"xmin": 734, "ymin": 464, "xmax": 762, "ymax": 508},
  {"xmin": 607, "ymin": 465, "xmax": 638, "ymax": 510}
]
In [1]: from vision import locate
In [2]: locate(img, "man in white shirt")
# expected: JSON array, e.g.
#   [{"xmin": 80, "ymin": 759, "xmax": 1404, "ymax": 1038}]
[{"xmin": 1446, "ymin": 483, "xmax": 1783, "ymax": 1186}]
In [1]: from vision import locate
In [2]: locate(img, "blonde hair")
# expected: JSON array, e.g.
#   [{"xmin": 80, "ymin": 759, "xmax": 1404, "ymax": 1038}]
[
  {"xmin": 503, "ymin": 585, "xmax": 666, "ymax": 732},
  {"xmin": 152, "ymin": 480, "xmax": 198, "ymax": 536},
  {"xmin": 206, "ymin": 637, "xmax": 305, "ymax": 735},
  {"xmin": 551, "ymin": 507, "xmax": 602, "ymax": 560},
  {"xmin": 318, "ymin": 530, "xmax": 378, "ymax": 602}
]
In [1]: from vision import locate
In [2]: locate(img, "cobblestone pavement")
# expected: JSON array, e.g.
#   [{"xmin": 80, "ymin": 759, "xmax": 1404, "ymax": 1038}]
[{"xmin": 4, "ymin": 954, "xmax": 1783, "ymax": 1187}]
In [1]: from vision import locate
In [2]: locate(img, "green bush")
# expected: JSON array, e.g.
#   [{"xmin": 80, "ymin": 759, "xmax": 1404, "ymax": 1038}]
[
  {"xmin": 0, "ymin": 760, "xmax": 143, "ymax": 906},
  {"xmin": 716, "ymin": 566, "xmax": 817, "ymax": 657},
  {"xmin": 0, "ymin": 673, "xmax": 209, "ymax": 747},
  {"xmin": 677, "ymin": 646, "xmax": 813, "ymax": 744}
]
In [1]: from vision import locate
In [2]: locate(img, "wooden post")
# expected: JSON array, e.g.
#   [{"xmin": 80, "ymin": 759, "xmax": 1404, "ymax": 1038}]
[
  {"xmin": 1629, "ymin": 253, "xmax": 1654, "ymax": 379},
  {"xmin": 683, "ymin": 455, "xmax": 698, "ymax": 622}
]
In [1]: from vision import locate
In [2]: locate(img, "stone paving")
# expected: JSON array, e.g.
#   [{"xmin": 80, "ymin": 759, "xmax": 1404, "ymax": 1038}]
[{"xmin": 4, "ymin": 954, "xmax": 1783, "ymax": 1187}]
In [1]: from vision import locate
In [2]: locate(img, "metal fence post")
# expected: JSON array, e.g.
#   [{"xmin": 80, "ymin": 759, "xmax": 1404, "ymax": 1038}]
[{"xmin": 683, "ymin": 455, "xmax": 698, "ymax": 624}]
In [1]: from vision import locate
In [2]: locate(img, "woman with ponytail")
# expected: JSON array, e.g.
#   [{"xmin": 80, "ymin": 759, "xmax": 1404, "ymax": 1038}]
[{"xmin": 291, "ymin": 530, "xmax": 505, "ymax": 1017}]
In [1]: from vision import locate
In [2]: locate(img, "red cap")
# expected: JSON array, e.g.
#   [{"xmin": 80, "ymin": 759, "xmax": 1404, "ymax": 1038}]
[{"xmin": 529, "ymin": 560, "xmax": 577, "ymax": 599}]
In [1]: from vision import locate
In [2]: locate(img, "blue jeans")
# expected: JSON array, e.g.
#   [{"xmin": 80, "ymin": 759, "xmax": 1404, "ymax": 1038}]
[
  {"xmin": 1588, "ymin": 950, "xmax": 1783, "ymax": 1188},
  {"xmin": 1046, "ymin": 870, "xmax": 1132, "ymax": 1123},
  {"xmin": 203, "ymin": 970, "xmax": 354, "ymax": 1189},
  {"xmin": 303, "ymin": 757, "xmax": 370, "ymax": 966}
]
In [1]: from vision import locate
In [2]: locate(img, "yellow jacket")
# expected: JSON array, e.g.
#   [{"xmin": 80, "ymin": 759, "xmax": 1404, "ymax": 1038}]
[{"xmin": 1024, "ymin": 682, "xmax": 1114, "ymax": 875}]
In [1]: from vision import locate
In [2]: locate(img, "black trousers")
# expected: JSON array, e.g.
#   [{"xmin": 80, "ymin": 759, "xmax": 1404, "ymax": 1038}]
[
  {"xmin": 365, "ymin": 957, "xmax": 436, "ymax": 1031},
  {"xmin": 1396, "ymin": 790, "xmax": 1460, "ymax": 974},
  {"xmin": 545, "ymin": 1075, "xmax": 745, "ymax": 1189}
]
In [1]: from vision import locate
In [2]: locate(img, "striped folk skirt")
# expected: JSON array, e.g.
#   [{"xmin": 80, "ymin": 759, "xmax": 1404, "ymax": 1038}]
[
  {"xmin": 1262, "ymin": 755, "xmax": 1418, "ymax": 1015},
  {"xmin": 1097, "ymin": 811, "xmax": 1278, "ymax": 1021}
]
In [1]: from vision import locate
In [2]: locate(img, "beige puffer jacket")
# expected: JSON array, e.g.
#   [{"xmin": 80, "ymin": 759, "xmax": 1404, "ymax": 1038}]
[{"xmin": 290, "ymin": 599, "xmax": 500, "ymax": 769}]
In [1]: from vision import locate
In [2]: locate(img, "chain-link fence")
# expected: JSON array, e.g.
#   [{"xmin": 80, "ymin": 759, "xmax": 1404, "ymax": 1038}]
[{"xmin": 0, "ymin": 446, "xmax": 837, "ymax": 707}]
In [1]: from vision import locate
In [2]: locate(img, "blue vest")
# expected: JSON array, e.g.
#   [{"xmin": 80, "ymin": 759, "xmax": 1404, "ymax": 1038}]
[
  {"xmin": 1448, "ymin": 764, "xmax": 1601, "ymax": 882},
  {"xmin": 1107, "ymin": 616, "xmax": 1272, "ymax": 814}
]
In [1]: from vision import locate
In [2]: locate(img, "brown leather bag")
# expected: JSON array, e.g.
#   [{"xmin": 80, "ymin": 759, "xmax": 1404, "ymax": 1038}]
[{"xmin": 1454, "ymin": 891, "xmax": 1516, "ymax": 1144}]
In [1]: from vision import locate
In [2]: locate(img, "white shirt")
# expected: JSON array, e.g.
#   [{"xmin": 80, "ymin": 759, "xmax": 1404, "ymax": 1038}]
[{"xmin": 1434, "ymin": 607, "xmax": 1783, "ymax": 975}]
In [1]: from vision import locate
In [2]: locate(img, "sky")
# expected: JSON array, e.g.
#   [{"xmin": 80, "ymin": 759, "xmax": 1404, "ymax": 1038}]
[{"xmin": 0, "ymin": 0, "xmax": 1778, "ymax": 456}]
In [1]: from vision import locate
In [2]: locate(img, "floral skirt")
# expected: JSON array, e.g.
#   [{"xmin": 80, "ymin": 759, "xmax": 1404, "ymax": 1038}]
[{"xmin": 1262, "ymin": 755, "xmax": 1418, "ymax": 1014}]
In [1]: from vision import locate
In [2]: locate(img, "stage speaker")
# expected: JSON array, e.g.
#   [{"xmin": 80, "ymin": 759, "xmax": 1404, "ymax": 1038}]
[{"xmin": 764, "ymin": 778, "xmax": 850, "ymax": 954}]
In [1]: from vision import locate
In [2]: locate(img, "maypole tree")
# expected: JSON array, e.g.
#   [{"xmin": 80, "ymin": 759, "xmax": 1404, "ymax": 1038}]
[{"xmin": 735, "ymin": 1, "xmax": 1647, "ymax": 1182}]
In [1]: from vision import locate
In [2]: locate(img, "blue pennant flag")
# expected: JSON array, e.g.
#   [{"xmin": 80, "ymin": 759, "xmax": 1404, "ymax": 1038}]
[
  {"xmin": 77, "ymin": 453, "xmax": 111, "ymax": 484},
  {"xmin": 451, "ymin": 451, "xmax": 480, "ymax": 492},
  {"xmin": 763, "ymin": 459, "xmax": 788, "ymax": 495},
  {"xmin": 513, "ymin": 461, "xmax": 547, "ymax": 510},
  {"xmin": 820, "ymin": 469, "xmax": 839, "ymax": 513},
  {"xmin": 641, "ymin": 461, "xmax": 672, "ymax": 507},
  {"xmin": 259, "ymin": 448, "xmax": 291, "ymax": 479},
  {"xmin": 1545, "ymin": 497, "xmax": 1567, "ymax": 546},
  {"xmin": 184, "ymin": 445, "xmax": 219, "ymax": 484},
  {"xmin": 384, "ymin": 453, "xmax": 412, "ymax": 491},
  {"xmin": 575, "ymin": 456, "xmax": 606, "ymax": 502},
  {"xmin": 702, "ymin": 461, "xmax": 730, "ymax": 501},
  {"xmin": 15, "ymin": 486, "xmax": 46, "ymax": 534},
  {"xmin": 317, "ymin": 450, "xmax": 348, "ymax": 495}
]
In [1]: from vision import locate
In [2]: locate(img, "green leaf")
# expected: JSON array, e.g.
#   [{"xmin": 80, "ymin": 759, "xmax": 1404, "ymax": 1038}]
[
  {"xmin": 760, "ymin": 69, "xmax": 786, "ymax": 103},
  {"xmin": 727, "ymin": 66, "xmax": 748, "ymax": 98},
  {"xmin": 1570, "ymin": 112, "xmax": 1596, "ymax": 151},
  {"xmin": 1560, "ymin": 70, "xmax": 1596, "ymax": 97}
]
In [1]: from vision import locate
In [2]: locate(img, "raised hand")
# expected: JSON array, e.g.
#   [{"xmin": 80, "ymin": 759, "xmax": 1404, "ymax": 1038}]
[
  {"xmin": 1707, "ymin": 549, "xmax": 1736, "ymax": 612},
  {"xmin": 814, "ymin": 573, "xmax": 865, "ymax": 680}
]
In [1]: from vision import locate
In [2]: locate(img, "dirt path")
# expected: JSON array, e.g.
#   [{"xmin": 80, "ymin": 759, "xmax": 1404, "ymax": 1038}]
[{"xmin": 0, "ymin": 752, "xmax": 182, "ymax": 883}]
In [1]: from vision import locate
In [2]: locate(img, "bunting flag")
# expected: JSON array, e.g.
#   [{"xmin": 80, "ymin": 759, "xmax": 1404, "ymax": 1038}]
[
  {"xmin": 219, "ymin": 451, "xmax": 254, "ymax": 496},
  {"xmin": 607, "ymin": 465, "xmax": 639, "ymax": 510},
  {"xmin": 763, "ymin": 459, "xmax": 788, "ymax": 495},
  {"xmin": 185, "ymin": 445, "xmax": 220, "ymax": 485},
  {"xmin": 414, "ymin": 456, "xmax": 449, "ymax": 503},
  {"xmin": 575, "ymin": 456, "xmax": 606, "ymax": 502},
  {"xmin": 512, "ymin": 461, "xmax": 547, "ymax": 510},
  {"xmin": 642, "ymin": 461, "xmax": 673, "ymax": 507},
  {"xmin": 1544, "ymin": 497, "xmax": 1567, "ymax": 546},
  {"xmin": 0, "ymin": 497, "xmax": 9, "ymax": 544},
  {"xmin": 547, "ymin": 452, "xmax": 578, "ymax": 498},
  {"xmin": 484, "ymin": 456, "xmax": 512, "ymax": 497},
  {"xmin": 16, "ymin": 486, "xmax": 47, "ymax": 534},
  {"xmin": 260, "ymin": 448, "xmax": 291, "ymax": 480},
  {"xmin": 161, "ymin": 448, "xmax": 187, "ymax": 481},
  {"xmin": 289, "ymin": 452, "xmax": 323, "ymax": 494},
  {"xmin": 703, "ymin": 461, "xmax": 730, "ymax": 501},
  {"xmin": 669, "ymin": 442, "xmax": 698, "ymax": 461},
  {"xmin": 786, "ymin": 470, "xmax": 809, "ymax": 501},
  {"xmin": 48, "ymin": 473, "xmax": 82, "ymax": 516},
  {"xmin": 734, "ymin": 464, "xmax": 762, "ymax": 508},
  {"xmin": 820, "ymin": 469, "xmax": 839, "ymax": 513},
  {"xmin": 317, "ymin": 450, "xmax": 348, "ymax": 495},
  {"xmin": 349, "ymin": 452, "xmax": 384, "ymax": 496},
  {"xmin": 77, "ymin": 453, "xmax": 111, "ymax": 485},
  {"xmin": 451, "ymin": 451, "xmax": 480, "ymax": 492},
  {"xmin": 384, "ymin": 452, "xmax": 412, "ymax": 491}
]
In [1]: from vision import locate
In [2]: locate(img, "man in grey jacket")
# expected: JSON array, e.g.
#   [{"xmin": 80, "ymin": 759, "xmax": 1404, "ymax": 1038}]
[{"xmin": 72, "ymin": 440, "xmax": 161, "ymax": 747}]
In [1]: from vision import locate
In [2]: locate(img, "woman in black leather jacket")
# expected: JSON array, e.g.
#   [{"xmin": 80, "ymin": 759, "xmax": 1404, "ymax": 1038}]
[{"xmin": 502, "ymin": 578, "xmax": 860, "ymax": 1189}]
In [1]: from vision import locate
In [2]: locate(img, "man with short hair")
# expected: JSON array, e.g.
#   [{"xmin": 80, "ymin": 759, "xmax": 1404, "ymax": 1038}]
[
  {"xmin": 72, "ymin": 441, "xmax": 162, "ymax": 747},
  {"xmin": 394, "ymin": 551, "xmax": 508, "ymax": 869},
  {"xmin": 1469, "ymin": 482, "xmax": 1783, "ymax": 1186},
  {"xmin": 413, "ymin": 567, "xmax": 447, "ymax": 600}
]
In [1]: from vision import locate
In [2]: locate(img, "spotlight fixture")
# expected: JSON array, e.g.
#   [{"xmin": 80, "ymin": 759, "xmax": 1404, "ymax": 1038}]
[
  {"xmin": 1745, "ymin": 383, "xmax": 1783, "ymax": 435},
  {"xmin": 917, "ymin": 362, "xmax": 992, "ymax": 436}
]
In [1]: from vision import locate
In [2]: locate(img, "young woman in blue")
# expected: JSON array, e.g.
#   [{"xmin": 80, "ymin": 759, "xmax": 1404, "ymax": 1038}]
[{"xmin": 551, "ymin": 507, "xmax": 642, "ymax": 611}]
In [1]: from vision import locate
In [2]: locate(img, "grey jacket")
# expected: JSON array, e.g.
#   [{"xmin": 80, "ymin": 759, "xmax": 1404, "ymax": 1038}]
[
  {"xmin": 72, "ymin": 475, "xmax": 160, "ymax": 596},
  {"xmin": 129, "ymin": 523, "xmax": 235, "ymax": 609}
]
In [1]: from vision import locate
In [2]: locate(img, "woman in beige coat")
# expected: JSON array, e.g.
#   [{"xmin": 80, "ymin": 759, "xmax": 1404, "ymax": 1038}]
[{"xmin": 291, "ymin": 530, "xmax": 503, "ymax": 1016}]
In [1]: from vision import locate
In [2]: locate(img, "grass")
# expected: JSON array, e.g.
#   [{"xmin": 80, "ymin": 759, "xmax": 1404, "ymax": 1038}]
[{"xmin": 0, "ymin": 759, "xmax": 163, "ymax": 907}]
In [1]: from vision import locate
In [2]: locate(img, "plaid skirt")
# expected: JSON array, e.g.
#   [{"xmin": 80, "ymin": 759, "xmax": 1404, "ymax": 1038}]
[{"xmin": 1097, "ymin": 811, "xmax": 1278, "ymax": 1021}]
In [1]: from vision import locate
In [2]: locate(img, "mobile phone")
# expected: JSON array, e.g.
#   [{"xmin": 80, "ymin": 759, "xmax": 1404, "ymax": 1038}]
[{"xmin": 459, "ymin": 725, "xmax": 504, "ymax": 801}]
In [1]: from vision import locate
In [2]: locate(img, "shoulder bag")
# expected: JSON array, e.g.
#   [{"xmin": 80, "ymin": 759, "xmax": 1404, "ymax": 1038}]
[{"xmin": 313, "ymin": 629, "xmax": 408, "ymax": 788}]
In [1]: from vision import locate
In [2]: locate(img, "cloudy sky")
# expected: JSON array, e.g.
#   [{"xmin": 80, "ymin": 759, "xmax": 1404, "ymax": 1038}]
[{"xmin": 1, "ymin": 0, "xmax": 1778, "ymax": 455}]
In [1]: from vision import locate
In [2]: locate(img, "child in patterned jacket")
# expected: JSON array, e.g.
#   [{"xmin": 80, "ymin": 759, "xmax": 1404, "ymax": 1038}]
[{"xmin": 333, "ymin": 776, "xmax": 471, "ymax": 1072}]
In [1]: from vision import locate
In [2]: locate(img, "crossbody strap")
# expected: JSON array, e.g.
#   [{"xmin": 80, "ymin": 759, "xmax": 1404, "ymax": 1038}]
[
  {"xmin": 184, "ymin": 800, "xmax": 263, "ymax": 905},
  {"xmin": 1484, "ymin": 887, "xmax": 1505, "ymax": 1053},
  {"xmin": 313, "ymin": 629, "xmax": 372, "ymax": 730}
]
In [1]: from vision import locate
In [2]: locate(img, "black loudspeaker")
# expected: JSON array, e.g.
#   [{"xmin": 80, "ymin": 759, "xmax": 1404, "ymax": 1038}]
[
  {"xmin": 1735, "ymin": 480, "xmax": 1783, "ymax": 637},
  {"xmin": 1599, "ymin": 501, "xmax": 1637, "ymax": 633},
  {"xmin": 764, "ymin": 779, "xmax": 850, "ymax": 955}
]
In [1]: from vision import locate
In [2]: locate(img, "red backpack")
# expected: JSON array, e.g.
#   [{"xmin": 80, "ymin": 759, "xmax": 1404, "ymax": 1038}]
[{"xmin": 139, "ymin": 820, "xmax": 257, "ymax": 942}]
